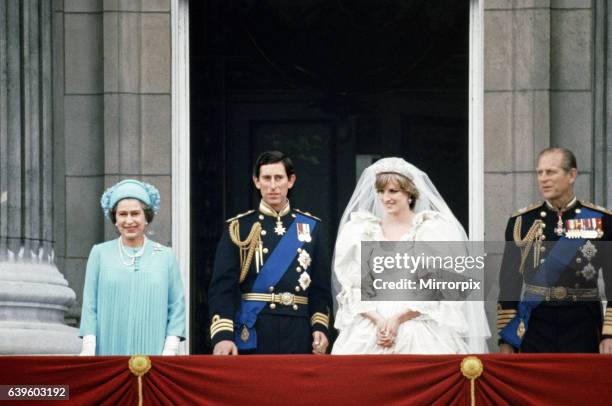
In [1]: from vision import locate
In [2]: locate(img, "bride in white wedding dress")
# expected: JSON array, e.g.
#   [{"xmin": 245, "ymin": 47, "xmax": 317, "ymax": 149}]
[{"xmin": 331, "ymin": 158, "xmax": 489, "ymax": 354}]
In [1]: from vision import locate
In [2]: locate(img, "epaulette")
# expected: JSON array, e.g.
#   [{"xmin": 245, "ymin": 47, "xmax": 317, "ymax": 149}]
[
  {"xmin": 225, "ymin": 209, "xmax": 255, "ymax": 223},
  {"xmin": 293, "ymin": 208, "xmax": 321, "ymax": 222},
  {"xmin": 580, "ymin": 201, "xmax": 612, "ymax": 216},
  {"xmin": 511, "ymin": 201, "xmax": 542, "ymax": 218}
]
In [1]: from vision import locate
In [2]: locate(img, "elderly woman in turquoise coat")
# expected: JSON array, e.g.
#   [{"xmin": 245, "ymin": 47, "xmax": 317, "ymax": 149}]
[{"xmin": 79, "ymin": 179, "xmax": 186, "ymax": 355}]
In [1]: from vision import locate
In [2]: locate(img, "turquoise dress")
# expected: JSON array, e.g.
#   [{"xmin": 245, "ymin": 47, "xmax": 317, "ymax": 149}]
[{"xmin": 79, "ymin": 239, "xmax": 186, "ymax": 355}]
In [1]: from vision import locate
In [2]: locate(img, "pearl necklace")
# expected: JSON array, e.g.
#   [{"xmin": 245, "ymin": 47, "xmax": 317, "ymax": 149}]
[{"xmin": 118, "ymin": 236, "xmax": 147, "ymax": 268}]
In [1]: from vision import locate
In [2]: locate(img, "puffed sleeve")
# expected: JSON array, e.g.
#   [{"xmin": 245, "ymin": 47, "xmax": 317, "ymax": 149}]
[
  {"xmin": 402, "ymin": 213, "xmax": 470, "ymax": 336},
  {"xmin": 79, "ymin": 244, "xmax": 100, "ymax": 337},
  {"xmin": 165, "ymin": 252, "xmax": 186, "ymax": 339},
  {"xmin": 333, "ymin": 213, "xmax": 378, "ymax": 329}
]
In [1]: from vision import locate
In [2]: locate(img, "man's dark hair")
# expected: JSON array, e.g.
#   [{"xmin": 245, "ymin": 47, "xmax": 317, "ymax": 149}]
[
  {"xmin": 253, "ymin": 151, "xmax": 295, "ymax": 178},
  {"xmin": 110, "ymin": 201, "xmax": 155, "ymax": 224},
  {"xmin": 538, "ymin": 147, "xmax": 577, "ymax": 172}
]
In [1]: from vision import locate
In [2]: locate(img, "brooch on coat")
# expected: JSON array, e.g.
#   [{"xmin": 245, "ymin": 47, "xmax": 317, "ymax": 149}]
[
  {"xmin": 298, "ymin": 249, "xmax": 311, "ymax": 270},
  {"xmin": 298, "ymin": 272, "xmax": 311, "ymax": 290}
]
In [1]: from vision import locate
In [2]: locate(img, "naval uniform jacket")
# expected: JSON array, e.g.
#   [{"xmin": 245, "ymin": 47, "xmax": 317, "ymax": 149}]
[
  {"xmin": 497, "ymin": 198, "xmax": 612, "ymax": 352},
  {"xmin": 208, "ymin": 202, "xmax": 331, "ymax": 354}
]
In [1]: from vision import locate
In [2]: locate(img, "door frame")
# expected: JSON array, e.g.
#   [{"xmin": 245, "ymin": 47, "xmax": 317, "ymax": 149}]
[
  {"xmin": 171, "ymin": 0, "xmax": 485, "ymax": 354},
  {"xmin": 171, "ymin": 0, "xmax": 191, "ymax": 353}
]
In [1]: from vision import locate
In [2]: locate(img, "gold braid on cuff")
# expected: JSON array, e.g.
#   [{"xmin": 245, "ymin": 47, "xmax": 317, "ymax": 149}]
[
  {"xmin": 603, "ymin": 308, "xmax": 612, "ymax": 335},
  {"xmin": 496, "ymin": 309, "xmax": 516, "ymax": 333},
  {"xmin": 210, "ymin": 314, "xmax": 234, "ymax": 339},
  {"xmin": 310, "ymin": 312, "xmax": 329, "ymax": 328}
]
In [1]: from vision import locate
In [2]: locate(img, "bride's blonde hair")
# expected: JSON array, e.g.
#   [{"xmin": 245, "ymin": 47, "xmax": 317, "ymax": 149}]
[{"xmin": 374, "ymin": 172, "xmax": 419, "ymax": 209}]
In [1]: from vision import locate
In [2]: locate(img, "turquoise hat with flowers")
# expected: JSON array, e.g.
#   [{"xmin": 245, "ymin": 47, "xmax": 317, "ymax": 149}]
[{"xmin": 100, "ymin": 179, "xmax": 161, "ymax": 219}]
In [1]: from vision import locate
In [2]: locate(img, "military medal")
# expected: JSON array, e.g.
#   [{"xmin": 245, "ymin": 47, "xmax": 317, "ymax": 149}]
[
  {"xmin": 517, "ymin": 319, "xmax": 525, "ymax": 338},
  {"xmin": 296, "ymin": 222, "xmax": 312, "ymax": 242},
  {"xmin": 580, "ymin": 240, "xmax": 597, "ymax": 260},
  {"xmin": 240, "ymin": 325, "xmax": 250, "ymax": 342},
  {"xmin": 565, "ymin": 218, "xmax": 603, "ymax": 239},
  {"xmin": 554, "ymin": 212, "xmax": 565, "ymax": 236},
  {"xmin": 274, "ymin": 218, "xmax": 286, "ymax": 236},
  {"xmin": 298, "ymin": 272, "xmax": 311, "ymax": 290},
  {"xmin": 297, "ymin": 249, "xmax": 312, "ymax": 270},
  {"xmin": 579, "ymin": 263, "xmax": 597, "ymax": 281}
]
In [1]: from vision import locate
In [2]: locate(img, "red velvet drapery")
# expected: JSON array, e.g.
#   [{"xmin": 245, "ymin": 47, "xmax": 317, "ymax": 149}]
[{"xmin": 1, "ymin": 355, "xmax": 611, "ymax": 405}]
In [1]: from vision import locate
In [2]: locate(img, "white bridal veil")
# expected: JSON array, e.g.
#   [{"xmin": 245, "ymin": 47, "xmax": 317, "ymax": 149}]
[{"xmin": 332, "ymin": 157, "xmax": 490, "ymax": 353}]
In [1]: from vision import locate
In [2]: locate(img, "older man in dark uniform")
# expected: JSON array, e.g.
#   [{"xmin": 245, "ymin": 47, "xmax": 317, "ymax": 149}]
[
  {"xmin": 208, "ymin": 151, "xmax": 332, "ymax": 355},
  {"xmin": 497, "ymin": 147, "xmax": 612, "ymax": 353}
]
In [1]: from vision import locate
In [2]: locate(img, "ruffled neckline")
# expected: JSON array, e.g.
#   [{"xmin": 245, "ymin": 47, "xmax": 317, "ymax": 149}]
[{"xmin": 348, "ymin": 210, "xmax": 444, "ymax": 241}]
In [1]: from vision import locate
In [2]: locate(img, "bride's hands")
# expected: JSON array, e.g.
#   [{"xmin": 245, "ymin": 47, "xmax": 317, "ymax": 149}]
[
  {"xmin": 377, "ymin": 325, "xmax": 395, "ymax": 348},
  {"xmin": 362, "ymin": 311, "xmax": 390, "ymax": 346},
  {"xmin": 377, "ymin": 310, "xmax": 422, "ymax": 348}
]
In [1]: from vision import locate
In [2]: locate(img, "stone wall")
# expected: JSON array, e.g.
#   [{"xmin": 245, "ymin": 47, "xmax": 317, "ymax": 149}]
[
  {"xmin": 550, "ymin": 1, "xmax": 593, "ymax": 198},
  {"xmin": 482, "ymin": 0, "xmax": 612, "ymax": 350},
  {"xmin": 483, "ymin": 0, "xmax": 605, "ymax": 236},
  {"xmin": 53, "ymin": 0, "xmax": 173, "ymax": 322},
  {"xmin": 484, "ymin": 0, "xmax": 553, "ymax": 241}
]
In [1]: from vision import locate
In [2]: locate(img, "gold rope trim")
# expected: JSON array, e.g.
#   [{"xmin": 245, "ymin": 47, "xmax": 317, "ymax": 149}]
[
  {"xmin": 513, "ymin": 216, "xmax": 544, "ymax": 274},
  {"xmin": 129, "ymin": 355, "xmax": 152, "ymax": 406},
  {"xmin": 229, "ymin": 220, "xmax": 262, "ymax": 283},
  {"xmin": 461, "ymin": 356, "xmax": 483, "ymax": 406}
]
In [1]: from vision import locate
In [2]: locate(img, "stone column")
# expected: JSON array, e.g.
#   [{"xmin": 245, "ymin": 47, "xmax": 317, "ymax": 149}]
[
  {"xmin": 550, "ymin": 1, "xmax": 593, "ymax": 198},
  {"xmin": 484, "ymin": 0, "xmax": 552, "ymax": 241},
  {"xmin": 483, "ymin": 0, "xmax": 553, "ymax": 350},
  {"xmin": 102, "ymin": 0, "xmax": 173, "ymax": 245},
  {"xmin": 53, "ymin": 0, "xmax": 173, "ymax": 330},
  {"xmin": 0, "ymin": 0, "xmax": 80, "ymax": 354}
]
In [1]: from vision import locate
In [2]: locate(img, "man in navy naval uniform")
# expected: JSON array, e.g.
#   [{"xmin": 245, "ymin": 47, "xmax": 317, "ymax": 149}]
[
  {"xmin": 497, "ymin": 147, "xmax": 612, "ymax": 353},
  {"xmin": 208, "ymin": 151, "xmax": 332, "ymax": 355}
]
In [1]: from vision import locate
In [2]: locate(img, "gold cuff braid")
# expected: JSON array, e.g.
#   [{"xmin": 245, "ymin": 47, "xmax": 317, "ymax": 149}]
[
  {"xmin": 210, "ymin": 315, "xmax": 234, "ymax": 339},
  {"xmin": 604, "ymin": 309, "xmax": 612, "ymax": 336},
  {"xmin": 496, "ymin": 308, "xmax": 516, "ymax": 332},
  {"xmin": 310, "ymin": 312, "xmax": 329, "ymax": 328}
]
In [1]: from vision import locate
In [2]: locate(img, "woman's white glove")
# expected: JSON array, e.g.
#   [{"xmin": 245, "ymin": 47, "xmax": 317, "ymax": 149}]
[
  {"xmin": 79, "ymin": 335, "xmax": 96, "ymax": 356},
  {"xmin": 162, "ymin": 336, "xmax": 180, "ymax": 356}
]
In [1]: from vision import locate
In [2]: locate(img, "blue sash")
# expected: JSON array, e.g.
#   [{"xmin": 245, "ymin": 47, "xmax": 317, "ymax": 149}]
[
  {"xmin": 235, "ymin": 213, "xmax": 317, "ymax": 350},
  {"xmin": 500, "ymin": 208, "xmax": 602, "ymax": 348}
]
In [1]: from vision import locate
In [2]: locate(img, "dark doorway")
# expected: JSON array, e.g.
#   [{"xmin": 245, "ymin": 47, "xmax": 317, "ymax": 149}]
[{"xmin": 190, "ymin": 0, "xmax": 470, "ymax": 354}]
